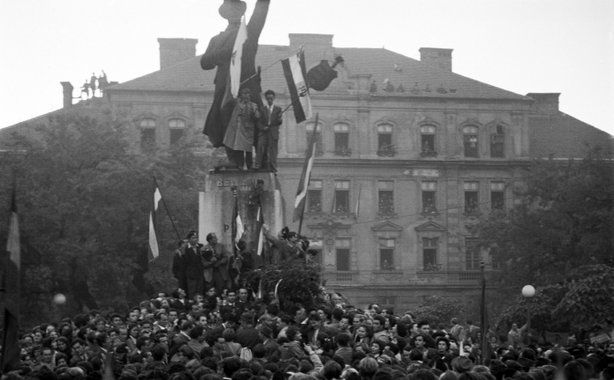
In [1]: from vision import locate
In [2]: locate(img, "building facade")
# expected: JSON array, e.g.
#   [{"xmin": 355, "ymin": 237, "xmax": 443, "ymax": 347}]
[{"xmin": 4, "ymin": 35, "xmax": 611, "ymax": 310}]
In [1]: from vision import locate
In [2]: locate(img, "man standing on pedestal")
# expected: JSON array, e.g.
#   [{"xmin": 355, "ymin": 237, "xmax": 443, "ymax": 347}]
[
  {"xmin": 255, "ymin": 89, "xmax": 283, "ymax": 172},
  {"xmin": 223, "ymin": 87, "xmax": 260, "ymax": 169},
  {"xmin": 202, "ymin": 233, "xmax": 231, "ymax": 294}
]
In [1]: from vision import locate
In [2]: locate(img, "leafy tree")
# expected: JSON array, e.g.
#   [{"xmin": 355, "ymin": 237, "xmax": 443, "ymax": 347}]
[
  {"xmin": 413, "ymin": 296, "xmax": 465, "ymax": 327},
  {"xmin": 0, "ymin": 109, "xmax": 212, "ymax": 326},
  {"xmin": 478, "ymin": 148, "xmax": 614, "ymax": 331}
]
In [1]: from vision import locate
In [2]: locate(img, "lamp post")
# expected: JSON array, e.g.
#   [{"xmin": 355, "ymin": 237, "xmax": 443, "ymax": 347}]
[{"xmin": 522, "ymin": 285, "xmax": 535, "ymax": 346}]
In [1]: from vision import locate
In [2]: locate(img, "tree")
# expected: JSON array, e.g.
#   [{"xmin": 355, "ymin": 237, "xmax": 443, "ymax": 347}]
[
  {"xmin": 478, "ymin": 148, "xmax": 614, "ymax": 331},
  {"xmin": 0, "ymin": 109, "xmax": 212, "ymax": 326},
  {"xmin": 413, "ymin": 296, "xmax": 465, "ymax": 327}
]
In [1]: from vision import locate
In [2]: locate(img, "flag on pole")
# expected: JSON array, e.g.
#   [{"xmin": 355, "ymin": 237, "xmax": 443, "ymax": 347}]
[
  {"xmin": 2, "ymin": 185, "xmax": 21, "ymax": 373},
  {"xmin": 232, "ymin": 190, "xmax": 244, "ymax": 247},
  {"xmin": 230, "ymin": 17, "xmax": 248, "ymax": 99},
  {"xmin": 354, "ymin": 183, "xmax": 362, "ymax": 218},
  {"xmin": 293, "ymin": 113, "xmax": 319, "ymax": 222},
  {"xmin": 148, "ymin": 179, "xmax": 162, "ymax": 260},
  {"xmin": 282, "ymin": 49, "xmax": 312, "ymax": 123},
  {"xmin": 256, "ymin": 205, "xmax": 265, "ymax": 256}
]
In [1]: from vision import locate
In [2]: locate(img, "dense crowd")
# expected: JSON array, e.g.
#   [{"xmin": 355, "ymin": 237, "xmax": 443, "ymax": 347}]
[{"xmin": 2, "ymin": 288, "xmax": 614, "ymax": 380}]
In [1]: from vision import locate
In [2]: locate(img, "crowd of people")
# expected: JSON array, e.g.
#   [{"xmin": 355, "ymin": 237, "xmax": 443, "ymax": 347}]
[{"xmin": 2, "ymin": 286, "xmax": 613, "ymax": 380}]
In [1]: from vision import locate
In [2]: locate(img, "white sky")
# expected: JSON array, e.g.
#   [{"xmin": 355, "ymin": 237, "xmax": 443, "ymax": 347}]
[{"xmin": 1, "ymin": 0, "xmax": 613, "ymax": 135}]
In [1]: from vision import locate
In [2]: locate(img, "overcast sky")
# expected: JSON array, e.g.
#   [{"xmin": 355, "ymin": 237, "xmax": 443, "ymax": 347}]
[{"xmin": 1, "ymin": 0, "xmax": 612, "ymax": 135}]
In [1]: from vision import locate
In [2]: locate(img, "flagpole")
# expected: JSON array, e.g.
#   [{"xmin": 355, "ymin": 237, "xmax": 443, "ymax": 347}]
[
  {"xmin": 298, "ymin": 113, "xmax": 319, "ymax": 236},
  {"xmin": 480, "ymin": 260, "xmax": 487, "ymax": 364},
  {"xmin": 152, "ymin": 176, "xmax": 181, "ymax": 241}
]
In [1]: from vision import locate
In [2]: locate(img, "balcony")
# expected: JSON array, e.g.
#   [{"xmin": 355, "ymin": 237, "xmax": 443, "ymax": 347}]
[
  {"xmin": 334, "ymin": 146, "xmax": 352, "ymax": 157},
  {"xmin": 377, "ymin": 144, "xmax": 396, "ymax": 157},
  {"xmin": 420, "ymin": 149, "xmax": 438, "ymax": 158},
  {"xmin": 416, "ymin": 270, "xmax": 500, "ymax": 284}
]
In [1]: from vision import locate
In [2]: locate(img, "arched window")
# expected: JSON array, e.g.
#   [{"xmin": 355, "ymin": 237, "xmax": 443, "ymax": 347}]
[
  {"xmin": 139, "ymin": 118, "xmax": 156, "ymax": 151},
  {"xmin": 377, "ymin": 124, "xmax": 395, "ymax": 156},
  {"xmin": 168, "ymin": 118, "xmax": 186, "ymax": 147},
  {"xmin": 490, "ymin": 124, "xmax": 505, "ymax": 158},
  {"xmin": 463, "ymin": 126, "xmax": 479, "ymax": 158},
  {"xmin": 420, "ymin": 125, "xmax": 436, "ymax": 156}
]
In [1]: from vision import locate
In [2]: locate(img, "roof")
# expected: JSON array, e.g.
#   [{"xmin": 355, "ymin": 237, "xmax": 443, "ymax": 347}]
[
  {"xmin": 108, "ymin": 43, "xmax": 529, "ymax": 101},
  {"xmin": 529, "ymin": 111, "xmax": 614, "ymax": 158}
]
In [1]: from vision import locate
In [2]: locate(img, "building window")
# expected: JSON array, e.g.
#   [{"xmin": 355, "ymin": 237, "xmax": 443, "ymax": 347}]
[
  {"xmin": 489, "ymin": 246, "xmax": 502, "ymax": 270},
  {"xmin": 335, "ymin": 238, "xmax": 351, "ymax": 271},
  {"xmin": 490, "ymin": 125, "xmax": 505, "ymax": 158},
  {"xmin": 139, "ymin": 118, "xmax": 156, "ymax": 151},
  {"xmin": 422, "ymin": 237, "xmax": 439, "ymax": 271},
  {"xmin": 334, "ymin": 123, "xmax": 351, "ymax": 156},
  {"xmin": 306, "ymin": 123, "xmax": 324, "ymax": 156},
  {"xmin": 465, "ymin": 237, "xmax": 480, "ymax": 270},
  {"xmin": 463, "ymin": 126, "xmax": 479, "ymax": 158},
  {"xmin": 377, "ymin": 124, "xmax": 395, "ymax": 156},
  {"xmin": 422, "ymin": 181, "xmax": 437, "ymax": 214},
  {"xmin": 491, "ymin": 182, "xmax": 505, "ymax": 210},
  {"xmin": 464, "ymin": 182, "xmax": 479, "ymax": 214},
  {"xmin": 379, "ymin": 238, "xmax": 395, "ymax": 270},
  {"xmin": 333, "ymin": 180, "xmax": 350, "ymax": 213},
  {"xmin": 378, "ymin": 181, "xmax": 394, "ymax": 215},
  {"xmin": 169, "ymin": 119, "xmax": 186, "ymax": 147},
  {"xmin": 420, "ymin": 125, "xmax": 436, "ymax": 156},
  {"xmin": 307, "ymin": 180, "xmax": 322, "ymax": 213}
]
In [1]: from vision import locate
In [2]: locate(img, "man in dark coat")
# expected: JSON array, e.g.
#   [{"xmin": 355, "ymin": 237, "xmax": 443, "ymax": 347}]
[
  {"xmin": 182, "ymin": 231, "xmax": 205, "ymax": 298},
  {"xmin": 201, "ymin": 0, "xmax": 270, "ymax": 155},
  {"xmin": 255, "ymin": 89, "xmax": 283, "ymax": 172}
]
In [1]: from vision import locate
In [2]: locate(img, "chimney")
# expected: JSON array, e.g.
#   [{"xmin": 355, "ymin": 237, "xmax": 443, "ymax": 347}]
[
  {"xmin": 527, "ymin": 93, "xmax": 560, "ymax": 115},
  {"xmin": 289, "ymin": 33, "xmax": 334, "ymax": 64},
  {"xmin": 158, "ymin": 38, "xmax": 198, "ymax": 69},
  {"xmin": 60, "ymin": 81, "xmax": 73, "ymax": 109},
  {"xmin": 419, "ymin": 47, "xmax": 453, "ymax": 71}
]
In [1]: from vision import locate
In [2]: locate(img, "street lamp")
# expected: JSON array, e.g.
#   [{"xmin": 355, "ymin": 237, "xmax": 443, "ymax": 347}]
[{"xmin": 522, "ymin": 285, "xmax": 535, "ymax": 346}]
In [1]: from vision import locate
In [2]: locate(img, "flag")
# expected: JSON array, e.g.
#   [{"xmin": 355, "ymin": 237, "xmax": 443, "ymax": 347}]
[
  {"xmin": 354, "ymin": 183, "xmax": 362, "ymax": 218},
  {"xmin": 282, "ymin": 50, "xmax": 312, "ymax": 123},
  {"xmin": 293, "ymin": 113, "xmax": 319, "ymax": 222},
  {"xmin": 232, "ymin": 191, "xmax": 244, "ymax": 247},
  {"xmin": 148, "ymin": 179, "xmax": 162, "ymax": 260},
  {"xmin": 230, "ymin": 17, "xmax": 248, "ymax": 98},
  {"xmin": 2, "ymin": 185, "xmax": 21, "ymax": 373},
  {"xmin": 479, "ymin": 267, "xmax": 491, "ymax": 364},
  {"xmin": 256, "ymin": 205, "xmax": 265, "ymax": 256}
]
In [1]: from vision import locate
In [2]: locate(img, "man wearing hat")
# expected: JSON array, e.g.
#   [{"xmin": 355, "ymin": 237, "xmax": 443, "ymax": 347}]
[{"xmin": 201, "ymin": 0, "xmax": 270, "ymax": 164}]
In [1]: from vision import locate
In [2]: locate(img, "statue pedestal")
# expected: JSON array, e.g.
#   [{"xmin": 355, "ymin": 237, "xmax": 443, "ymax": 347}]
[{"xmin": 198, "ymin": 171, "xmax": 284, "ymax": 251}]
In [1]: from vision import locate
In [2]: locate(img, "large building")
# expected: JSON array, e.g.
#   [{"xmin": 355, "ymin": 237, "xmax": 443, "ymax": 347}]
[{"xmin": 3, "ymin": 34, "xmax": 611, "ymax": 310}]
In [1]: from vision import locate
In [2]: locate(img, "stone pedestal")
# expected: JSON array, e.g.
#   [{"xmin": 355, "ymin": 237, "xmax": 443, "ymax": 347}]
[{"xmin": 199, "ymin": 171, "xmax": 284, "ymax": 251}]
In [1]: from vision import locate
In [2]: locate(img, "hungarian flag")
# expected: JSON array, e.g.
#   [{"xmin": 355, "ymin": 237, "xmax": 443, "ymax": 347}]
[
  {"xmin": 232, "ymin": 192, "xmax": 244, "ymax": 247},
  {"xmin": 282, "ymin": 50, "xmax": 312, "ymax": 123},
  {"xmin": 230, "ymin": 16, "xmax": 248, "ymax": 98},
  {"xmin": 148, "ymin": 179, "xmax": 162, "ymax": 260},
  {"xmin": 2, "ymin": 186, "xmax": 21, "ymax": 373},
  {"xmin": 354, "ymin": 183, "xmax": 362, "ymax": 218},
  {"xmin": 293, "ymin": 113, "xmax": 319, "ymax": 222},
  {"xmin": 256, "ymin": 205, "xmax": 264, "ymax": 256}
]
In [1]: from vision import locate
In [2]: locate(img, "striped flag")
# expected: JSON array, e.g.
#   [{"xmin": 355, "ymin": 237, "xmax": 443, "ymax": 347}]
[
  {"xmin": 2, "ymin": 185, "xmax": 21, "ymax": 373},
  {"xmin": 148, "ymin": 179, "xmax": 162, "ymax": 260},
  {"xmin": 232, "ymin": 190, "xmax": 244, "ymax": 247},
  {"xmin": 230, "ymin": 17, "xmax": 248, "ymax": 99},
  {"xmin": 281, "ymin": 49, "xmax": 312, "ymax": 124},
  {"xmin": 354, "ymin": 183, "xmax": 362, "ymax": 218},
  {"xmin": 256, "ymin": 205, "xmax": 265, "ymax": 256},
  {"xmin": 293, "ymin": 113, "xmax": 319, "ymax": 222}
]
